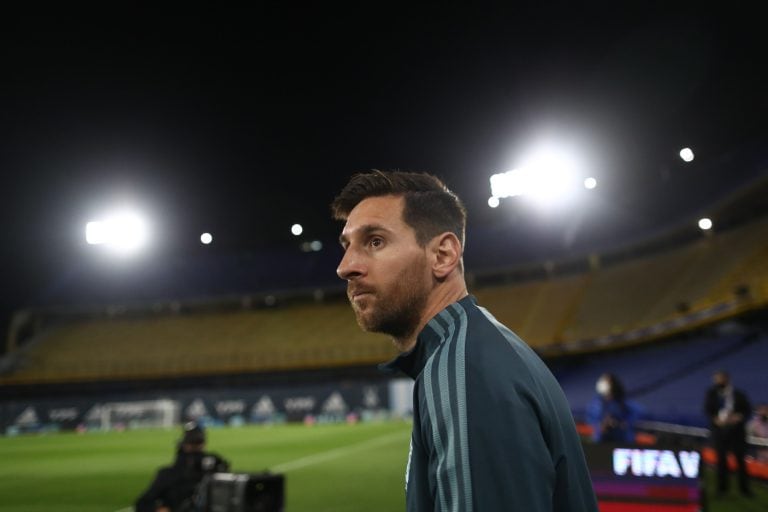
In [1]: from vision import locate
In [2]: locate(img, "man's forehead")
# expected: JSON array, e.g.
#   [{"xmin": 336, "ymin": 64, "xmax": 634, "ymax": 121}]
[{"xmin": 342, "ymin": 195, "xmax": 406, "ymax": 233}]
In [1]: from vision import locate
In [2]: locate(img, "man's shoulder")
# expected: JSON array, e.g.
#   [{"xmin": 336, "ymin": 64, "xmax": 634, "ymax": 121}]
[
  {"xmin": 149, "ymin": 465, "xmax": 182, "ymax": 486},
  {"xmin": 463, "ymin": 300, "xmax": 541, "ymax": 360},
  {"xmin": 734, "ymin": 388, "xmax": 752, "ymax": 404},
  {"xmin": 461, "ymin": 301, "xmax": 560, "ymax": 393}
]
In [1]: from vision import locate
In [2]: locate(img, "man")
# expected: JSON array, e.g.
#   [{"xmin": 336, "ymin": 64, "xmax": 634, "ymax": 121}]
[
  {"xmin": 704, "ymin": 370, "xmax": 753, "ymax": 497},
  {"xmin": 332, "ymin": 170, "xmax": 597, "ymax": 511},
  {"xmin": 135, "ymin": 421, "xmax": 230, "ymax": 512}
]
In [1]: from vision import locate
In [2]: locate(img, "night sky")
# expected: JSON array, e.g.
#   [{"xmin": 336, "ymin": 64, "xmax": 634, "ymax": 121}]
[{"xmin": 1, "ymin": 5, "xmax": 766, "ymax": 330}]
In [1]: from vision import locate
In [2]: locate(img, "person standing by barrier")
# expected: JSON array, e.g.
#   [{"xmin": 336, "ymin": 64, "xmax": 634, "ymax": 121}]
[
  {"xmin": 704, "ymin": 370, "xmax": 753, "ymax": 498},
  {"xmin": 586, "ymin": 373, "xmax": 642, "ymax": 444}
]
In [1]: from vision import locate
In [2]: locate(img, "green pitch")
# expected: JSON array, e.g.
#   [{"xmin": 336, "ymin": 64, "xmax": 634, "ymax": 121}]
[
  {"xmin": 0, "ymin": 420, "xmax": 412, "ymax": 512},
  {"xmin": 1, "ymin": 419, "xmax": 766, "ymax": 512}
]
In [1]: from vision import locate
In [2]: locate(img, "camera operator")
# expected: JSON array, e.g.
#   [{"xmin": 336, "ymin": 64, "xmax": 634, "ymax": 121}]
[{"xmin": 135, "ymin": 422, "xmax": 230, "ymax": 512}]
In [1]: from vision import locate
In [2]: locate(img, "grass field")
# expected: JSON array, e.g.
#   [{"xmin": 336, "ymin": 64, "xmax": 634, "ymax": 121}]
[
  {"xmin": 1, "ymin": 419, "xmax": 766, "ymax": 512},
  {"xmin": 0, "ymin": 420, "xmax": 411, "ymax": 512}
]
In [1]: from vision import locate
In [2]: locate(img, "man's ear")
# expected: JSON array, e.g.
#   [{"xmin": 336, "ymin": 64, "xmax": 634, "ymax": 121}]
[{"xmin": 430, "ymin": 232, "xmax": 462, "ymax": 279}]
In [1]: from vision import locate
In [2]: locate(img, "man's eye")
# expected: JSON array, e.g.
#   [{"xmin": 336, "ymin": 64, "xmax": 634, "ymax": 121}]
[{"xmin": 370, "ymin": 237, "xmax": 383, "ymax": 248}]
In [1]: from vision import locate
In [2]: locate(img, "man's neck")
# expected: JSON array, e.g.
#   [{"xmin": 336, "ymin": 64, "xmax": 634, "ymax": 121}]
[{"xmin": 392, "ymin": 280, "xmax": 468, "ymax": 353}]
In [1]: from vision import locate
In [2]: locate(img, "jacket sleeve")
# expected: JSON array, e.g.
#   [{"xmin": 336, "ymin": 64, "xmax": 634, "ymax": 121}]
[
  {"xmin": 463, "ymin": 354, "xmax": 596, "ymax": 511},
  {"xmin": 423, "ymin": 367, "xmax": 593, "ymax": 511}
]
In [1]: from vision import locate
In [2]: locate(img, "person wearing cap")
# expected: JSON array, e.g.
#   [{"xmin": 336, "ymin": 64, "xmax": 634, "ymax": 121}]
[{"xmin": 135, "ymin": 422, "xmax": 230, "ymax": 512}]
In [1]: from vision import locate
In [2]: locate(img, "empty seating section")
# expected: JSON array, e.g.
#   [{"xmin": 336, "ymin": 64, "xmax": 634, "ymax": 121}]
[
  {"xmin": 563, "ymin": 247, "xmax": 697, "ymax": 341},
  {"xmin": 5, "ymin": 303, "xmax": 395, "ymax": 383},
  {"xmin": 473, "ymin": 280, "xmax": 541, "ymax": 338},
  {"xmin": 560, "ymin": 218, "xmax": 768, "ymax": 342},
  {"xmin": 475, "ymin": 275, "xmax": 590, "ymax": 347},
  {"xmin": 703, "ymin": 218, "xmax": 768, "ymax": 308},
  {"xmin": 627, "ymin": 333, "xmax": 768, "ymax": 426},
  {"xmin": 3, "ymin": 217, "xmax": 767, "ymax": 385},
  {"xmin": 557, "ymin": 332, "xmax": 746, "ymax": 420}
]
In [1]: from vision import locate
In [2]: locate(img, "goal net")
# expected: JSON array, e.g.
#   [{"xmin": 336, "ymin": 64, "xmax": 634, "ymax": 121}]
[{"xmin": 88, "ymin": 399, "xmax": 180, "ymax": 431}]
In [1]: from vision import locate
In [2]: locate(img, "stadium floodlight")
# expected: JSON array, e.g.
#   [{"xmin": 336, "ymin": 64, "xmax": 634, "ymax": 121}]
[
  {"xmin": 584, "ymin": 177, "xmax": 597, "ymax": 190},
  {"xmin": 679, "ymin": 147, "xmax": 694, "ymax": 162},
  {"xmin": 85, "ymin": 210, "xmax": 149, "ymax": 254},
  {"xmin": 200, "ymin": 232, "xmax": 213, "ymax": 245},
  {"xmin": 291, "ymin": 223, "xmax": 303, "ymax": 236},
  {"xmin": 490, "ymin": 144, "xmax": 584, "ymax": 209},
  {"xmin": 698, "ymin": 217, "xmax": 713, "ymax": 231}
]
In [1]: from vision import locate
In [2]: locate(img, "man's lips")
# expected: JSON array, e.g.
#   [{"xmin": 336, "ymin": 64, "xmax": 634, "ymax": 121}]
[{"xmin": 348, "ymin": 288, "xmax": 374, "ymax": 301}]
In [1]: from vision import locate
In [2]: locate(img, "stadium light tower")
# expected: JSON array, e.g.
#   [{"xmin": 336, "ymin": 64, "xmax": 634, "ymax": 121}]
[{"xmin": 85, "ymin": 210, "xmax": 149, "ymax": 255}]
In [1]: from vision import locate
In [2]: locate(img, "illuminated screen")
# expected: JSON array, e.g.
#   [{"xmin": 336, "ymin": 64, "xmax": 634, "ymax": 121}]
[{"xmin": 582, "ymin": 442, "xmax": 703, "ymax": 512}]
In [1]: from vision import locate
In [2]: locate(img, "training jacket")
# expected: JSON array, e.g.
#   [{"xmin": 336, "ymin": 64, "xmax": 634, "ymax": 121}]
[{"xmin": 382, "ymin": 295, "xmax": 598, "ymax": 512}]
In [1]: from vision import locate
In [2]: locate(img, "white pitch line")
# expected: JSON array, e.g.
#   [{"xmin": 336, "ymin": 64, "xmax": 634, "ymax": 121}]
[{"xmin": 270, "ymin": 430, "xmax": 407, "ymax": 473}]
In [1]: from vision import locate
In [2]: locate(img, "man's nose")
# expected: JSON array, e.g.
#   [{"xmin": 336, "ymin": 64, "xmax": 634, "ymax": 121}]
[{"xmin": 337, "ymin": 247, "xmax": 365, "ymax": 281}]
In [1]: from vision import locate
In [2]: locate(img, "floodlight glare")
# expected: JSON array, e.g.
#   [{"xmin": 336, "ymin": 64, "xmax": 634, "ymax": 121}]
[
  {"xmin": 200, "ymin": 232, "xmax": 213, "ymax": 245},
  {"xmin": 698, "ymin": 217, "xmax": 713, "ymax": 230},
  {"xmin": 488, "ymin": 139, "xmax": 599, "ymax": 214},
  {"xmin": 680, "ymin": 147, "xmax": 694, "ymax": 162},
  {"xmin": 85, "ymin": 211, "xmax": 148, "ymax": 253},
  {"xmin": 86, "ymin": 221, "xmax": 108, "ymax": 245},
  {"xmin": 490, "ymin": 149, "xmax": 580, "ymax": 208},
  {"xmin": 291, "ymin": 223, "xmax": 303, "ymax": 236}
]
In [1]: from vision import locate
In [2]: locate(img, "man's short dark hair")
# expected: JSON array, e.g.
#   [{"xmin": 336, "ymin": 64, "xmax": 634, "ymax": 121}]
[{"xmin": 331, "ymin": 170, "xmax": 467, "ymax": 247}]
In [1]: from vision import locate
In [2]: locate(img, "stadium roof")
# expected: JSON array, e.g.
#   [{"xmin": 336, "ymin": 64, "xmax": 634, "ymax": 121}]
[{"xmin": 1, "ymin": 5, "xmax": 767, "ymax": 324}]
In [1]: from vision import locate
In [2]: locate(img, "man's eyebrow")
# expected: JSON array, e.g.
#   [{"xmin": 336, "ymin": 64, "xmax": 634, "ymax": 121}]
[{"xmin": 339, "ymin": 224, "xmax": 392, "ymax": 246}]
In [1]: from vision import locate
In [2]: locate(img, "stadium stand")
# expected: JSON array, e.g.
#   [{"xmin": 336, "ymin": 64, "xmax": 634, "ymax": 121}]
[
  {"xmin": 1, "ymin": 197, "xmax": 767, "ymax": 454},
  {"xmin": 2, "ymin": 302, "xmax": 395, "ymax": 383},
  {"xmin": 561, "ymin": 216, "xmax": 768, "ymax": 345},
  {"xmin": 555, "ymin": 328, "xmax": 761, "ymax": 425},
  {"xmin": 474, "ymin": 273, "xmax": 590, "ymax": 346},
  {"xmin": 632, "ymin": 330, "xmax": 767, "ymax": 425},
  {"xmin": 2, "ymin": 215, "xmax": 767, "ymax": 390}
]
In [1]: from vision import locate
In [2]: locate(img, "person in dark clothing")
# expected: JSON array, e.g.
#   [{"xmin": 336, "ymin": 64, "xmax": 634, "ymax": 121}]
[
  {"xmin": 586, "ymin": 373, "xmax": 642, "ymax": 443},
  {"xmin": 332, "ymin": 170, "xmax": 597, "ymax": 511},
  {"xmin": 135, "ymin": 422, "xmax": 230, "ymax": 512},
  {"xmin": 703, "ymin": 370, "xmax": 753, "ymax": 498}
]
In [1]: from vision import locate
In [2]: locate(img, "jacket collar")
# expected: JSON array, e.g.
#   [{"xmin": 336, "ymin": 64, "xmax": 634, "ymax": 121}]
[{"xmin": 379, "ymin": 295, "xmax": 476, "ymax": 379}]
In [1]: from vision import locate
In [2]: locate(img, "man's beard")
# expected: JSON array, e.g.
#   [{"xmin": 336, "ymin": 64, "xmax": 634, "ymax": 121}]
[{"xmin": 350, "ymin": 268, "xmax": 430, "ymax": 341}]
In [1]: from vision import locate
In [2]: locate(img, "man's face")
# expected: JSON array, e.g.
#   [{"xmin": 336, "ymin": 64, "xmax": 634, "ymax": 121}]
[
  {"xmin": 337, "ymin": 195, "xmax": 432, "ymax": 339},
  {"xmin": 713, "ymin": 372, "xmax": 729, "ymax": 389}
]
